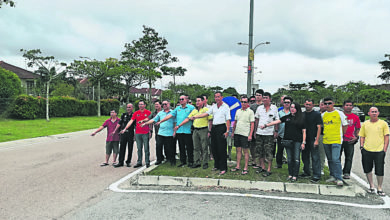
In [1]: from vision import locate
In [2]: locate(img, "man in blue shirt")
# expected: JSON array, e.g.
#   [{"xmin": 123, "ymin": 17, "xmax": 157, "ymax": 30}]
[
  {"xmin": 158, "ymin": 95, "xmax": 195, "ymax": 167},
  {"xmin": 142, "ymin": 100, "xmax": 176, "ymax": 166}
]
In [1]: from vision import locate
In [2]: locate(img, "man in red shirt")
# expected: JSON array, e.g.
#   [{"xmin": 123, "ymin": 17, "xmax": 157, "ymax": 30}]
[
  {"xmin": 121, "ymin": 101, "xmax": 152, "ymax": 168},
  {"xmin": 341, "ymin": 100, "xmax": 361, "ymax": 179},
  {"xmin": 91, "ymin": 110, "xmax": 120, "ymax": 166}
]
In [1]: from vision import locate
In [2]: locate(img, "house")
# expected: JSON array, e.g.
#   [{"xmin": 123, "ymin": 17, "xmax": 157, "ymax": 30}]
[
  {"xmin": 0, "ymin": 61, "xmax": 40, "ymax": 95},
  {"xmin": 130, "ymin": 87, "xmax": 163, "ymax": 101}
]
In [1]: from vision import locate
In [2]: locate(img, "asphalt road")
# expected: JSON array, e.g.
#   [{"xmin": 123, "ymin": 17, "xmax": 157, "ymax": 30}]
[{"xmin": 1, "ymin": 131, "xmax": 390, "ymax": 219}]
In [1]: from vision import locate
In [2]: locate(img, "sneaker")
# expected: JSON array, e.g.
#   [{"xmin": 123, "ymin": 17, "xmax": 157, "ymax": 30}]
[
  {"xmin": 336, "ymin": 180, "xmax": 344, "ymax": 186},
  {"xmin": 310, "ymin": 178, "xmax": 320, "ymax": 183},
  {"xmin": 343, "ymin": 174, "xmax": 350, "ymax": 179},
  {"xmin": 326, "ymin": 176, "xmax": 337, "ymax": 183},
  {"xmin": 298, "ymin": 173, "xmax": 311, "ymax": 178}
]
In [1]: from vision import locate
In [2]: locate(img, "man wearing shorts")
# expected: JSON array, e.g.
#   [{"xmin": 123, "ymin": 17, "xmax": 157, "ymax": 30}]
[
  {"xmin": 359, "ymin": 107, "xmax": 389, "ymax": 196},
  {"xmin": 91, "ymin": 110, "xmax": 120, "ymax": 166},
  {"xmin": 231, "ymin": 96, "xmax": 255, "ymax": 175}
]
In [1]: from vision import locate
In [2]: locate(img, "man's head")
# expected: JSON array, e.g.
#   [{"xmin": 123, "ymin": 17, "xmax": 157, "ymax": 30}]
[
  {"xmin": 283, "ymin": 96, "xmax": 293, "ymax": 110},
  {"xmin": 214, "ymin": 91, "xmax": 223, "ymax": 104},
  {"xmin": 241, "ymin": 96, "xmax": 249, "ymax": 109},
  {"xmin": 126, "ymin": 103, "xmax": 134, "ymax": 113},
  {"xmin": 263, "ymin": 92, "xmax": 271, "ymax": 106},
  {"xmin": 255, "ymin": 89, "xmax": 264, "ymax": 102},
  {"xmin": 304, "ymin": 99, "xmax": 314, "ymax": 112},
  {"xmin": 323, "ymin": 97, "xmax": 334, "ymax": 112},
  {"xmin": 154, "ymin": 100, "xmax": 162, "ymax": 111},
  {"xmin": 138, "ymin": 100, "xmax": 146, "ymax": 110},
  {"xmin": 319, "ymin": 99, "xmax": 326, "ymax": 113},
  {"xmin": 110, "ymin": 110, "xmax": 117, "ymax": 118},
  {"xmin": 195, "ymin": 96, "xmax": 204, "ymax": 108},
  {"xmin": 368, "ymin": 107, "xmax": 380, "ymax": 121},
  {"xmin": 343, "ymin": 100, "xmax": 353, "ymax": 113},
  {"xmin": 179, "ymin": 95, "xmax": 188, "ymax": 106},
  {"xmin": 249, "ymin": 95, "xmax": 256, "ymax": 104},
  {"xmin": 162, "ymin": 100, "xmax": 170, "ymax": 111}
]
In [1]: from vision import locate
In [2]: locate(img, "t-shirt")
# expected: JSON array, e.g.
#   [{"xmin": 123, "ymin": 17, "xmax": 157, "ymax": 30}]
[
  {"xmin": 343, "ymin": 112, "xmax": 361, "ymax": 142},
  {"xmin": 153, "ymin": 110, "xmax": 175, "ymax": 137},
  {"xmin": 207, "ymin": 102, "xmax": 231, "ymax": 125},
  {"xmin": 102, "ymin": 118, "xmax": 120, "ymax": 142},
  {"xmin": 131, "ymin": 109, "xmax": 152, "ymax": 134},
  {"xmin": 304, "ymin": 110, "xmax": 322, "ymax": 141},
  {"xmin": 359, "ymin": 120, "xmax": 390, "ymax": 152},
  {"xmin": 322, "ymin": 110, "xmax": 348, "ymax": 144},
  {"xmin": 234, "ymin": 108, "xmax": 255, "ymax": 137},
  {"xmin": 280, "ymin": 114, "xmax": 306, "ymax": 142},
  {"xmin": 188, "ymin": 107, "xmax": 212, "ymax": 128},
  {"xmin": 169, "ymin": 104, "xmax": 195, "ymax": 134},
  {"xmin": 255, "ymin": 104, "xmax": 279, "ymax": 135}
]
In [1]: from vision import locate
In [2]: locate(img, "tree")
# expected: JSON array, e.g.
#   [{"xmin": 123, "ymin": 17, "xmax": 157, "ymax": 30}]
[
  {"xmin": 161, "ymin": 66, "xmax": 186, "ymax": 103},
  {"xmin": 51, "ymin": 83, "xmax": 74, "ymax": 97},
  {"xmin": 0, "ymin": 67, "xmax": 22, "ymax": 98},
  {"xmin": 121, "ymin": 26, "xmax": 178, "ymax": 108},
  {"xmin": 288, "ymin": 82, "xmax": 307, "ymax": 91},
  {"xmin": 21, "ymin": 49, "xmax": 66, "ymax": 121},
  {"xmin": 378, "ymin": 54, "xmax": 390, "ymax": 83},
  {"xmin": 0, "ymin": 0, "xmax": 15, "ymax": 8},
  {"xmin": 223, "ymin": 87, "xmax": 239, "ymax": 97}
]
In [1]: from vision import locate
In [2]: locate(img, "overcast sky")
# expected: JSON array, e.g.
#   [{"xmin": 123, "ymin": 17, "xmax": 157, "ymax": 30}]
[{"xmin": 1, "ymin": 0, "xmax": 389, "ymax": 94}]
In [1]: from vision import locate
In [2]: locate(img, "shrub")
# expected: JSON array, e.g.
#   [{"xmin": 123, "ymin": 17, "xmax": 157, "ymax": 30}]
[
  {"xmin": 0, "ymin": 67, "xmax": 22, "ymax": 98},
  {"xmin": 100, "ymin": 99, "xmax": 120, "ymax": 116},
  {"xmin": 12, "ymin": 95, "xmax": 40, "ymax": 119}
]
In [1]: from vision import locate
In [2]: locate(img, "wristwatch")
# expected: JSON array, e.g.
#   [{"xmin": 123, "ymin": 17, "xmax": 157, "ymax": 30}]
[{"xmin": 302, "ymin": 141, "xmax": 306, "ymax": 144}]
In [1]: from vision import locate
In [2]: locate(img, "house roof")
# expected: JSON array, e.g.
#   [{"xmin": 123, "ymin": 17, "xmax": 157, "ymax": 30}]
[
  {"xmin": 130, "ymin": 87, "xmax": 163, "ymax": 96},
  {"xmin": 0, "ymin": 61, "xmax": 40, "ymax": 79}
]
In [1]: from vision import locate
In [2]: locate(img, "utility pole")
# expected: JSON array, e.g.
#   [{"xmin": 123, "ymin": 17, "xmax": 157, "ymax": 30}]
[{"xmin": 247, "ymin": 0, "xmax": 254, "ymax": 96}]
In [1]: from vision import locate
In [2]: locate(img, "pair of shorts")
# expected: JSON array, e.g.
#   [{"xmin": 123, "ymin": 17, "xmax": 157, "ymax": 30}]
[
  {"xmin": 255, "ymin": 135, "xmax": 274, "ymax": 160},
  {"xmin": 105, "ymin": 141, "xmax": 119, "ymax": 154},
  {"xmin": 234, "ymin": 134, "xmax": 250, "ymax": 149},
  {"xmin": 361, "ymin": 148, "xmax": 385, "ymax": 176}
]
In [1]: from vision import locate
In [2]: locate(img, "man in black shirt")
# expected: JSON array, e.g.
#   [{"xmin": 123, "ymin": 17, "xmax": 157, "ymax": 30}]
[
  {"xmin": 301, "ymin": 99, "xmax": 323, "ymax": 183},
  {"xmin": 113, "ymin": 103, "xmax": 135, "ymax": 167}
]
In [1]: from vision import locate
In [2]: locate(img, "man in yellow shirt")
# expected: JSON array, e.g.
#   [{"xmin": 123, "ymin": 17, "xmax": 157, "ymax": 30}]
[
  {"xmin": 359, "ymin": 107, "xmax": 389, "ymax": 196},
  {"xmin": 177, "ymin": 96, "xmax": 212, "ymax": 169}
]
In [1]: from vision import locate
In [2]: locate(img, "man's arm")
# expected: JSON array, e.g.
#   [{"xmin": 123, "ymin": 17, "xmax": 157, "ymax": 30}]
[
  {"xmin": 254, "ymin": 118, "xmax": 259, "ymax": 137},
  {"xmin": 91, "ymin": 126, "xmax": 104, "ymax": 136},
  {"xmin": 191, "ymin": 112, "xmax": 209, "ymax": 120},
  {"xmin": 121, "ymin": 119, "xmax": 134, "ymax": 134},
  {"xmin": 301, "ymin": 129, "xmax": 306, "ymax": 150},
  {"xmin": 141, "ymin": 118, "xmax": 156, "ymax": 127},
  {"xmin": 248, "ymin": 121, "xmax": 254, "ymax": 141},
  {"xmin": 175, "ymin": 118, "xmax": 190, "ymax": 132},
  {"xmin": 342, "ymin": 125, "xmax": 348, "ymax": 135},
  {"xmin": 113, "ymin": 123, "xmax": 121, "ymax": 134},
  {"xmin": 384, "ymin": 135, "xmax": 389, "ymax": 153},
  {"xmin": 224, "ymin": 120, "xmax": 230, "ymax": 138},
  {"xmin": 314, "ymin": 124, "xmax": 321, "ymax": 146},
  {"xmin": 157, "ymin": 114, "xmax": 173, "ymax": 125},
  {"xmin": 360, "ymin": 136, "xmax": 365, "ymax": 149}
]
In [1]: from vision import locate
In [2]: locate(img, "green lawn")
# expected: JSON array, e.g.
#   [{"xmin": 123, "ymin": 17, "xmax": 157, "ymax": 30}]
[{"xmin": 0, "ymin": 116, "xmax": 107, "ymax": 142}]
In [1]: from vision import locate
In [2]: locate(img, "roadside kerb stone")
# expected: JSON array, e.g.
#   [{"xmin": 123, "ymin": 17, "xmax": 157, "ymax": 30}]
[
  {"xmin": 251, "ymin": 181, "xmax": 284, "ymax": 192},
  {"xmin": 285, "ymin": 183, "xmax": 319, "ymax": 194},
  {"xmin": 158, "ymin": 176, "xmax": 187, "ymax": 186},
  {"xmin": 138, "ymin": 175, "xmax": 158, "ymax": 186},
  {"xmin": 219, "ymin": 179, "xmax": 253, "ymax": 189},
  {"xmin": 188, "ymin": 178, "xmax": 219, "ymax": 187},
  {"xmin": 319, "ymin": 185, "xmax": 358, "ymax": 197}
]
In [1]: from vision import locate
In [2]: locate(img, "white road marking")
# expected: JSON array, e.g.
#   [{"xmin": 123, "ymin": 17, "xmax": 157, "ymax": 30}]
[{"xmin": 109, "ymin": 167, "xmax": 390, "ymax": 209}]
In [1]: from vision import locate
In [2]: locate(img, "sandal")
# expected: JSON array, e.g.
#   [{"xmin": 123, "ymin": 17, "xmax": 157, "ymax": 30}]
[
  {"xmin": 255, "ymin": 168, "xmax": 265, "ymax": 174},
  {"xmin": 231, "ymin": 167, "xmax": 241, "ymax": 172},
  {"xmin": 212, "ymin": 168, "xmax": 218, "ymax": 171},
  {"xmin": 377, "ymin": 190, "xmax": 386, "ymax": 196},
  {"xmin": 253, "ymin": 165, "xmax": 260, "ymax": 169},
  {"xmin": 291, "ymin": 177, "xmax": 297, "ymax": 182},
  {"xmin": 219, "ymin": 170, "xmax": 226, "ymax": 175},
  {"xmin": 367, "ymin": 188, "xmax": 376, "ymax": 194},
  {"xmin": 100, "ymin": 163, "xmax": 109, "ymax": 167},
  {"xmin": 262, "ymin": 171, "xmax": 272, "ymax": 177},
  {"xmin": 241, "ymin": 170, "xmax": 249, "ymax": 175},
  {"xmin": 286, "ymin": 176, "xmax": 292, "ymax": 181}
]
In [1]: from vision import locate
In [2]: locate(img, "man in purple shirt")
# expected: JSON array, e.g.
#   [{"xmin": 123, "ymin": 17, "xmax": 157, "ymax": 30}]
[{"xmin": 91, "ymin": 110, "xmax": 120, "ymax": 166}]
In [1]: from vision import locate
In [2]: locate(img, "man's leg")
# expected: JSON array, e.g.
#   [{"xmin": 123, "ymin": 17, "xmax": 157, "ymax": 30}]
[
  {"xmin": 192, "ymin": 130, "xmax": 201, "ymax": 166},
  {"xmin": 185, "ymin": 133, "xmax": 194, "ymax": 166},
  {"xmin": 301, "ymin": 141, "xmax": 312, "ymax": 176},
  {"xmin": 331, "ymin": 144, "xmax": 343, "ymax": 181},
  {"xmin": 135, "ymin": 134, "xmax": 143, "ymax": 166},
  {"xmin": 236, "ymin": 147, "xmax": 242, "ymax": 169},
  {"xmin": 198, "ymin": 129, "xmax": 209, "ymax": 167},
  {"xmin": 210, "ymin": 127, "xmax": 219, "ymax": 169},
  {"xmin": 112, "ymin": 141, "xmax": 119, "ymax": 163},
  {"xmin": 176, "ymin": 134, "xmax": 187, "ymax": 165},
  {"xmin": 366, "ymin": 172, "xmax": 375, "ymax": 189},
  {"xmin": 311, "ymin": 143, "xmax": 322, "ymax": 180},
  {"xmin": 275, "ymin": 137, "xmax": 284, "ymax": 168},
  {"xmin": 264, "ymin": 136, "xmax": 274, "ymax": 173},
  {"xmin": 125, "ymin": 135, "xmax": 134, "ymax": 165},
  {"xmin": 156, "ymin": 135, "xmax": 164, "ymax": 163},
  {"xmin": 143, "ymin": 134, "xmax": 150, "ymax": 166},
  {"xmin": 323, "ymin": 144, "xmax": 334, "ymax": 177},
  {"xmin": 216, "ymin": 125, "xmax": 228, "ymax": 172},
  {"xmin": 342, "ymin": 141, "xmax": 354, "ymax": 177},
  {"xmin": 243, "ymin": 148, "xmax": 249, "ymax": 171},
  {"xmin": 117, "ymin": 133, "xmax": 128, "ymax": 165},
  {"xmin": 318, "ymin": 135, "xmax": 325, "ymax": 172}
]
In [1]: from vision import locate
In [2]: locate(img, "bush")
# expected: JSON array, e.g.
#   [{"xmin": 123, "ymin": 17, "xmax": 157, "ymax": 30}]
[
  {"xmin": 0, "ymin": 67, "xmax": 22, "ymax": 98},
  {"xmin": 12, "ymin": 95, "xmax": 40, "ymax": 119},
  {"xmin": 100, "ymin": 99, "xmax": 120, "ymax": 116}
]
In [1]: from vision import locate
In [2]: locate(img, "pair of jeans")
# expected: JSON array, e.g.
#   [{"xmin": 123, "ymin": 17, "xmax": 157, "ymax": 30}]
[
  {"xmin": 176, "ymin": 133, "xmax": 194, "ymax": 164},
  {"xmin": 323, "ymin": 143, "xmax": 342, "ymax": 181},
  {"xmin": 340, "ymin": 141, "xmax": 355, "ymax": 175},
  {"xmin": 118, "ymin": 132, "xmax": 134, "ymax": 165},
  {"xmin": 211, "ymin": 124, "xmax": 227, "ymax": 171},
  {"xmin": 156, "ymin": 135, "xmax": 174, "ymax": 163},
  {"xmin": 301, "ymin": 139, "xmax": 321, "ymax": 179},
  {"xmin": 135, "ymin": 133, "xmax": 150, "ymax": 165},
  {"xmin": 285, "ymin": 141, "xmax": 301, "ymax": 177}
]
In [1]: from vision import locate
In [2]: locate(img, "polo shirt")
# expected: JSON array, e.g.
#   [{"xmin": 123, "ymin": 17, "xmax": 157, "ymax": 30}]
[
  {"xmin": 322, "ymin": 110, "xmax": 348, "ymax": 144},
  {"xmin": 278, "ymin": 109, "xmax": 290, "ymax": 138},
  {"xmin": 153, "ymin": 110, "xmax": 175, "ymax": 137},
  {"xmin": 102, "ymin": 118, "xmax": 120, "ymax": 142},
  {"xmin": 359, "ymin": 120, "xmax": 390, "ymax": 152},
  {"xmin": 255, "ymin": 104, "xmax": 279, "ymax": 135},
  {"xmin": 131, "ymin": 109, "xmax": 152, "ymax": 134},
  {"xmin": 304, "ymin": 110, "xmax": 322, "ymax": 141},
  {"xmin": 343, "ymin": 112, "xmax": 361, "ymax": 142},
  {"xmin": 207, "ymin": 102, "xmax": 231, "ymax": 125},
  {"xmin": 234, "ymin": 108, "xmax": 255, "ymax": 137},
  {"xmin": 188, "ymin": 107, "xmax": 212, "ymax": 128},
  {"xmin": 169, "ymin": 104, "xmax": 195, "ymax": 134}
]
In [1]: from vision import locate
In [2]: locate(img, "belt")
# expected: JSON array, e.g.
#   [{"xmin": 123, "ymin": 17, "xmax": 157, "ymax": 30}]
[
  {"xmin": 194, "ymin": 127, "xmax": 208, "ymax": 130},
  {"xmin": 212, "ymin": 124, "xmax": 226, "ymax": 127}
]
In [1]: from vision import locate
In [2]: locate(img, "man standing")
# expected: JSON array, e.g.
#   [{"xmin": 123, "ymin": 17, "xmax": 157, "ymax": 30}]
[
  {"xmin": 192, "ymin": 92, "xmax": 231, "ymax": 175},
  {"xmin": 231, "ymin": 96, "xmax": 255, "ymax": 174},
  {"xmin": 141, "ymin": 100, "xmax": 176, "ymax": 166},
  {"xmin": 178, "ymin": 96, "xmax": 212, "ymax": 169},
  {"xmin": 301, "ymin": 99, "xmax": 323, "ymax": 183},
  {"xmin": 91, "ymin": 110, "xmax": 120, "ymax": 166},
  {"xmin": 322, "ymin": 97, "xmax": 348, "ymax": 186},
  {"xmin": 359, "ymin": 107, "xmax": 389, "ymax": 196},
  {"xmin": 113, "ymin": 104, "xmax": 135, "ymax": 168},
  {"xmin": 340, "ymin": 100, "xmax": 361, "ymax": 179},
  {"xmin": 254, "ymin": 92, "xmax": 279, "ymax": 177},
  {"xmin": 158, "ymin": 95, "xmax": 195, "ymax": 167},
  {"xmin": 202, "ymin": 94, "xmax": 213, "ymax": 161},
  {"xmin": 318, "ymin": 100, "xmax": 327, "ymax": 173},
  {"xmin": 275, "ymin": 96, "xmax": 292, "ymax": 168},
  {"xmin": 121, "ymin": 100, "xmax": 152, "ymax": 168},
  {"xmin": 249, "ymin": 89, "xmax": 264, "ymax": 166}
]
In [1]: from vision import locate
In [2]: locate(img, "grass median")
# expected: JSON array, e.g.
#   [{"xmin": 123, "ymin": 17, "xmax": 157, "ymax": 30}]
[{"xmin": 0, "ymin": 116, "xmax": 106, "ymax": 142}]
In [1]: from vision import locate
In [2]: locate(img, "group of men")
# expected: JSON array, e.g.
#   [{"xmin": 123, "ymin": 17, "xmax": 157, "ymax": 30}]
[{"xmin": 91, "ymin": 89, "xmax": 389, "ymax": 194}]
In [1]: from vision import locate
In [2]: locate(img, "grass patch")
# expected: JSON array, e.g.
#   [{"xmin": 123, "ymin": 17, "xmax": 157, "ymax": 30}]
[{"xmin": 0, "ymin": 116, "xmax": 107, "ymax": 142}]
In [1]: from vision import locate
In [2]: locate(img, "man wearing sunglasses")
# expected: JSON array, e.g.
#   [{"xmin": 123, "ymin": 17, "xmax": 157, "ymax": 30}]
[
  {"xmin": 249, "ymin": 89, "xmax": 264, "ymax": 166},
  {"xmin": 321, "ymin": 97, "xmax": 348, "ymax": 186}
]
